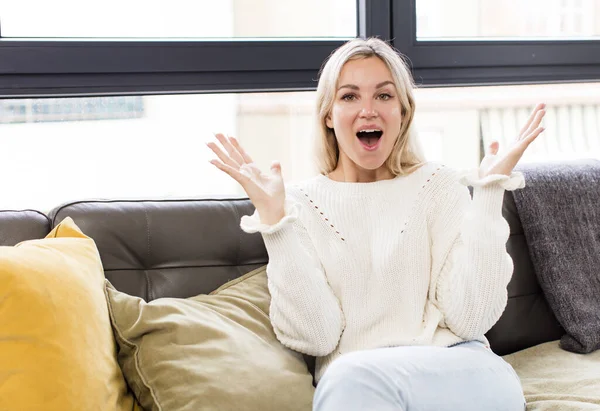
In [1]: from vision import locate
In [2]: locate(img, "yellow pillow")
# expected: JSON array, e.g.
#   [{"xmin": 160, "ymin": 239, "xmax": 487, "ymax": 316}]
[
  {"xmin": 105, "ymin": 265, "xmax": 315, "ymax": 411},
  {"xmin": 0, "ymin": 217, "xmax": 139, "ymax": 411}
]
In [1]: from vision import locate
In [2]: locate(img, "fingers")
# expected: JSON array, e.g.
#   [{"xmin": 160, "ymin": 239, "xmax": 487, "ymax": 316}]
[
  {"xmin": 209, "ymin": 159, "xmax": 250, "ymax": 184},
  {"xmin": 522, "ymin": 109, "xmax": 546, "ymax": 139},
  {"xmin": 230, "ymin": 136, "xmax": 254, "ymax": 164},
  {"xmin": 488, "ymin": 141, "xmax": 499, "ymax": 156},
  {"xmin": 523, "ymin": 126, "xmax": 545, "ymax": 146},
  {"xmin": 207, "ymin": 140, "xmax": 239, "ymax": 169},
  {"xmin": 215, "ymin": 133, "xmax": 245, "ymax": 165},
  {"xmin": 519, "ymin": 103, "xmax": 546, "ymax": 137},
  {"xmin": 270, "ymin": 161, "xmax": 282, "ymax": 175}
]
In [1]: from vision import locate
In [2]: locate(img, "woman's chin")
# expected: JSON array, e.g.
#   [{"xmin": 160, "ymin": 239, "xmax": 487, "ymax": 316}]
[
  {"xmin": 357, "ymin": 150, "xmax": 391, "ymax": 169},
  {"xmin": 355, "ymin": 157, "xmax": 388, "ymax": 171},
  {"xmin": 340, "ymin": 146, "xmax": 392, "ymax": 172}
]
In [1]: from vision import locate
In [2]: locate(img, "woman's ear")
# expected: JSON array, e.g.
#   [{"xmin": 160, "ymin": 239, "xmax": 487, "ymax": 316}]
[{"xmin": 325, "ymin": 114, "xmax": 333, "ymax": 129}]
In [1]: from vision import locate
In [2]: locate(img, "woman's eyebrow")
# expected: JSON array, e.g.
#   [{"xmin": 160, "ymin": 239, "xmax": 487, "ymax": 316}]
[
  {"xmin": 375, "ymin": 81, "xmax": 394, "ymax": 89},
  {"xmin": 337, "ymin": 80, "xmax": 395, "ymax": 91},
  {"xmin": 338, "ymin": 84, "xmax": 359, "ymax": 91}
]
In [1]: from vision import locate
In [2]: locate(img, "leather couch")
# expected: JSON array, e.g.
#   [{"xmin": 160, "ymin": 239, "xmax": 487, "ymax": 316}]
[{"xmin": 0, "ymin": 191, "xmax": 565, "ymax": 376}]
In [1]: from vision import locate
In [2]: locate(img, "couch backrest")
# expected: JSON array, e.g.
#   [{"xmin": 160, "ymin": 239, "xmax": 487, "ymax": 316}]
[
  {"xmin": 485, "ymin": 192, "xmax": 564, "ymax": 355},
  {"xmin": 0, "ymin": 193, "xmax": 565, "ymax": 356},
  {"xmin": 0, "ymin": 210, "xmax": 51, "ymax": 246},
  {"xmin": 46, "ymin": 199, "xmax": 268, "ymax": 301}
]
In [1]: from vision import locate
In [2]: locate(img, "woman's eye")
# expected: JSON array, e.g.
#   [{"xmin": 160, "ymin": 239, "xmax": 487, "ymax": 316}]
[
  {"xmin": 378, "ymin": 93, "xmax": 392, "ymax": 100},
  {"xmin": 341, "ymin": 94, "xmax": 356, "ymax": 102}
]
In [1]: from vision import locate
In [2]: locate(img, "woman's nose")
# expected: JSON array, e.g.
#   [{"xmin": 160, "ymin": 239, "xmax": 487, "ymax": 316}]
[{"xmin": 359, "ymin": 106, "xmax": 378, "ymax": 118}]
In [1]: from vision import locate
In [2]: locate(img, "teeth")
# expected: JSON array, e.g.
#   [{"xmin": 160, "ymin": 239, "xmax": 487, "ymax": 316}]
[{"xmin": 359, "ymin": 129, "xmax": 381, "ymax": 133}]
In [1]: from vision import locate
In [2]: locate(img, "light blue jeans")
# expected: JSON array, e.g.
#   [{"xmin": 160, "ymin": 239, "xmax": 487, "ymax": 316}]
[{"xmin": 313, "ymin": 341, "xmax": 525, "ymax": 411}]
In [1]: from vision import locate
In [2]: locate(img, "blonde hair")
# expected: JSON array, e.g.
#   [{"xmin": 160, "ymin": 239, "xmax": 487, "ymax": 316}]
[{"xmin": 315, "ymin": 37, "xmax": 425, "ymax": 176}]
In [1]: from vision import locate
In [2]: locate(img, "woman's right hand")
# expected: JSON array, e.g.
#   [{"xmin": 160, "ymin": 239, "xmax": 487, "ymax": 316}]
[{"xmin": 207, "ymin": 133, "xmax": 286, "ymax": 226}]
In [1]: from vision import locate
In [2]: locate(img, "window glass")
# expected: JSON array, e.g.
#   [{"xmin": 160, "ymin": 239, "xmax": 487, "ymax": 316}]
[
  {"xmin": 413, "ymin": 82, "xmax": 600, "ymax": 168},
  {"xmin": 0, "ymin": 0, "xmax": 357, "ymax": 38},
  {"xmin": 2, "ymin": 83, "xmax": 598, "ymax": 210},
  {"xmin": 417, "ymin": 0, "xmax": 600, "ymax": 40},
  {"xmin": 0, "ymin": 92, "xmax": 317, "ymax": 210}
]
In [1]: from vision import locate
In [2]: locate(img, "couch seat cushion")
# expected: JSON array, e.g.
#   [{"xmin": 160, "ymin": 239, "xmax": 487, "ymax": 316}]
[
  {"xmin": 503, "ymin": 340, "xmax": 600, "ymax": 410},
  {"xmin": 105, "ymin": 265, "xmax": 314, "ymax": 411},
  {"xmin": 0, "ymin": 217, "xmax": 139, "ymax": 411}
]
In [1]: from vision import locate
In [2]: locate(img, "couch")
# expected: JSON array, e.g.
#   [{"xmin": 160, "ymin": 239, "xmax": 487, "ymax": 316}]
[{"xmin": 1, "ymin": 171, "xmax": 599, "ymax": 410}]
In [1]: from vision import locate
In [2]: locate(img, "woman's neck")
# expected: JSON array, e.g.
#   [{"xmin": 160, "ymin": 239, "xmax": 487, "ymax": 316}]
[{"xmin": 327, "ymin": 164, "xmax": 395, "ymax": 183}]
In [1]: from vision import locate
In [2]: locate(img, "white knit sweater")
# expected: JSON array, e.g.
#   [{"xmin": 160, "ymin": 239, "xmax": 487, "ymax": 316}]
[{"xmin": 240, "ymin": 161, "xmax": 525, "ymax": 382}]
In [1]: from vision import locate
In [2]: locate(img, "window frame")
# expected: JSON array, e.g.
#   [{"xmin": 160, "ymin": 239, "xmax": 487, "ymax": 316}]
[
  {"xmin": 1, "ymin": 0, "xmax": 599, "ymax": 98},
  {"xmin": 0, "ymin": 39, "xmax": 348, "ymax": 97},
  {"xmin": 0, "ymin": 1, "xmax": 391, "ymax": 98},
  {"xmin": 393, "ymin": 0, "xmax": 600, "ymax": 86}
]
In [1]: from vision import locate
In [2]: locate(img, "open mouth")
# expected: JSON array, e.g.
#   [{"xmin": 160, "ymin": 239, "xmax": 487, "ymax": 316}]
[{"xmin": 356, "ymin": 129, "xmax": 383, "ymax": 149}]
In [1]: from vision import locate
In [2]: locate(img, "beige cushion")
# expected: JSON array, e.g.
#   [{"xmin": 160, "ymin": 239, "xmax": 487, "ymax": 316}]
[
  {"xmin": 105, "ymin": 266, "xmax": 315, "ymax": 411},
  {"xmin": 503, "ymin": 340, "xmax": 600, "ymax": 410}
]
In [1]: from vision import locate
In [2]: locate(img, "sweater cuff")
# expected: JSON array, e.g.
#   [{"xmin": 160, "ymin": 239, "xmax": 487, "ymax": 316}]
[
  {"xmin": 240, "ymin": 199, "xmax": 300, "ymax": 234},
  {"xmin": 458, "ymin": 169, "xmax": 525, "ymax": 191}
]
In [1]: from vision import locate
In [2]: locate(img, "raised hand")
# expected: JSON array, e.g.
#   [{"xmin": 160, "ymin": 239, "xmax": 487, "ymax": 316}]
[
  {"xmin": 479, "ymin": 103, "xmax": 546, "ymax": 178},
  {"xmin": 207, "ymin": 133, "xmax": 286, "ymax": 225}
]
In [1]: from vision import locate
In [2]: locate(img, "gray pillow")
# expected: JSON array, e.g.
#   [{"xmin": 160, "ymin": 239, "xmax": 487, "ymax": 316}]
[{"xmin": 512, "ymin": 160, "xmax": 600, "ymax": 354}]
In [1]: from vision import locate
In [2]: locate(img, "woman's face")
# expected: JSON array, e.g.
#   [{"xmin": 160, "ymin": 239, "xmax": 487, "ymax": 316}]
[{"xmin": 326, "ymin": 56, "xmax": 403, "ymax": 176}]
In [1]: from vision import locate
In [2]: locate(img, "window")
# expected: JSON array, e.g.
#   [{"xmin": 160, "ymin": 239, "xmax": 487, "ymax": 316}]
[
  {"xmin": 0, "ymin": 1, "xmax": 364, "ymax": 97},
  {"xmin": 416, "ymin": 0, "xmax": 599, "ymax": 40},
  {"xmin": 395, "ymin": 0, "xmax": 600, "ymax": 85},
  {"xmin": 0, "ymin": 92, "xmax": 316, "ymax": 210},
  {"xmin": 413, "ymin": 82, "xmax": 600, "ymax": 169},
  {"xmin": 1, "ymin": 0, "xmax": 599, "ymax": 209},
  {"xmin": 0, "ymin": 0, "xmax": 357, "ymax": 39},
  {"xmin": 3, "ymin": 82, "xmax": 598, "ymax": 210}
]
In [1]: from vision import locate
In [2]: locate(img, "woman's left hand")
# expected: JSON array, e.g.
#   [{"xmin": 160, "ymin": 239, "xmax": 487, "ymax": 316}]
[{"xmin": 479, "ymin": 103, "xmax": 546, "ymax": 177}]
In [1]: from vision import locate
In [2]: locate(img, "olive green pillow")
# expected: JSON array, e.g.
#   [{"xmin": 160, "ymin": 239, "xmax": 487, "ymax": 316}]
[{"xmin": 104, "ymin": 266, "xmax": 314, "ymax": 411}]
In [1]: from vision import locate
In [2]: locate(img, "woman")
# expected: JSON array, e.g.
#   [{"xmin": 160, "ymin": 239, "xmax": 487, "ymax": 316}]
[{"xmin": 208, "ymin": 37, "xmax": 544, "ymax": 411}]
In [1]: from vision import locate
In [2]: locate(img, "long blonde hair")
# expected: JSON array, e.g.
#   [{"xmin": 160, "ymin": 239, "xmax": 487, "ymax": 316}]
[{"xmin": 315, "ymin": 38, "xmax": 425, "ymax": 176}]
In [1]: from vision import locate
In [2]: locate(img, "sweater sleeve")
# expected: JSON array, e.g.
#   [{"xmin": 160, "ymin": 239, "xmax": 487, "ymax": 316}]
[
  {"xmin": 240, "ymin": 196, "xmax": 345, "ymax": 357},
  {"xmin": 428, "ymin": 168, "xmax": 525, "ymax": 340}
]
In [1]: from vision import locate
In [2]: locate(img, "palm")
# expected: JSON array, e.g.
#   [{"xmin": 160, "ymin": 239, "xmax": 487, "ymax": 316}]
[
  {"xmin": 207, "ymin": 133, "xmax": 286, "ymax": 223},
  {"xmin": 238, "ymin": 162, "xmax": 285, "ymax": 209},
  {"xmin": 480, "ymin": 103, "xmax": 546, "ymax": 177}
]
